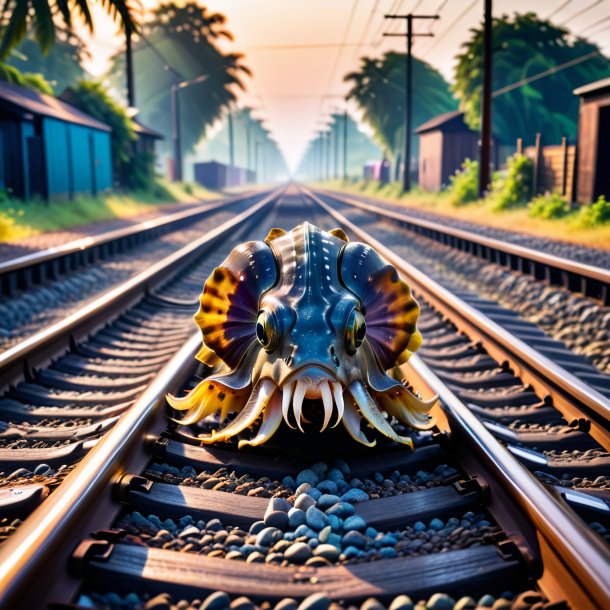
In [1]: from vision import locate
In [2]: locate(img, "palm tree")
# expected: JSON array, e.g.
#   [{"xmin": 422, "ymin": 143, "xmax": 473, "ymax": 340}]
[
  {"xmin": 109, "ymin": 2, "xmax": 251, "ymax": 158},
  {"xmin": 0, "ymin": 0, "xmax": 138, "ymax": 59},
  {"xmin": 345, "ymin": 52, "xmax": 456, "ymax": 164}
]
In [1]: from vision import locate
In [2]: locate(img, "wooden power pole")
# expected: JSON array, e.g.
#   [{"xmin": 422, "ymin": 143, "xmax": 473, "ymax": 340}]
[{"xmin": 479, "ymin": 0, "xmax": 493, "ymax": 196}]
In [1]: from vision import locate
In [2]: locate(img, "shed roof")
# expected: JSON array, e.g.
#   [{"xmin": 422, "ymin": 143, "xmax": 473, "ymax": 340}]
[
  {"xmin": 415, "ymin": 110, "xmax": 471, "ymax": 134},
  {"xmin": 133, "ymin": 120, "xmax": 164, "ymax": 140},
  {"xmin": 0, "ymin": 80, "xmax": 111, "ymax": 132},
  {"xmin": 573, "ymin": 77, "xmax": 610, "ymax": 98}
]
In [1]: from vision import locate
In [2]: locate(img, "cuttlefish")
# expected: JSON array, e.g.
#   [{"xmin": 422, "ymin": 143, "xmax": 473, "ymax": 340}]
[{"xmin": 168, "ymin": 222, "xmax": 437, "ymax": 448}]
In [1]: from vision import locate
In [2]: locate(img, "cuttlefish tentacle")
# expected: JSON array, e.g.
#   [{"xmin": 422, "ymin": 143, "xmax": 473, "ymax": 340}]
[
  {"xmin": 348, "ymin": 380, "xmax": 414, "ymax": 448},
  {"xmin": 238, "ymin": 391, "xmax": 283, "ymax": 448},
  {"xmin": 341, "ymin": 394, "xmax": 376, "ymax": 447},
  {"xmin": 199, "ymin": 379, "xmax": 276, "ymax": 444}
]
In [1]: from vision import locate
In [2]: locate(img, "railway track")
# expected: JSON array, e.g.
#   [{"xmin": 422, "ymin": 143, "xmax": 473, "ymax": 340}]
[
  {"xmin": 0, "ymin": 186, "xmax": 608, "ymax": 610},
  {"xmin": 0, "ymin": 189, "xmax": 270, "ymax": 353}
]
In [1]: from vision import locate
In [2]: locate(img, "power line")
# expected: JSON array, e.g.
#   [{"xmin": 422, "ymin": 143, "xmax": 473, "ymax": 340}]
[
  {"xmin": 559, "ymin": 0, "xmax": 603, "ymax": 26},
  {"xmin": 492, "ymin": 50, "xmax": 606, "ymax": 97},
  {"xmin": 544, "ymin": 0, "xmax": 574, "ymax": 21},
  {"xmin": 351, "ymin": 0, "xmax": 380, "ymax": 61},
  {"xmin": 577, "ymin": 14, "xmax": 610, "ymax": 35},
  {"xmin": 585, "ymin": 22, "xmax": 610, "ymax": 37},
  {"xmin": 420, "ymin": 0, "xmax": 477, "ymax": 58}
]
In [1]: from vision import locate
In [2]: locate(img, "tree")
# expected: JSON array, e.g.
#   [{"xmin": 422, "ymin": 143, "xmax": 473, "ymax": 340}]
[
  {"xmin": 345, "ymin": 52, "xmax": 456, "ymax": 164},
  {"xmin": 109, "ymin": 2, "xmax": 251, "ymax": 159},
  {"xmin": 453, "ymin": 12, "xmax": 610, "ymax": 146},
  {"xmin": 0, "ymin": 0, "xmax": 138, "ymax": 60},
  {"xmin": 7, "ymin": 31, "xmax": 87, "ymax": 92},
  {"xmin": 0, "ymin": 62, "xmax": 54, "ymax": 94}
]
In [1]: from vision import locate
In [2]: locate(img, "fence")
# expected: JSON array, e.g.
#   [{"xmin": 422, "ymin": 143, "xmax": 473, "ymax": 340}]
[{"xmin": 522, "ymin": 135, "xmax": 576, "ymax": 198}]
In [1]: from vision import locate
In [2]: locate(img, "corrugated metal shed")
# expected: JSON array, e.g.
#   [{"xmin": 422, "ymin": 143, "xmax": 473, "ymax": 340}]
[{"xmin": 0, "ymin": 81, "xmax": 113, "ymax": 200}]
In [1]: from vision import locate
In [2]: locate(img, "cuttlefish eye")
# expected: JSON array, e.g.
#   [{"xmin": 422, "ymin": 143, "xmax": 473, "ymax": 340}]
[
  {"xmin": 256, "ymin": 310, "xmax": 279, "ymax": 351},
  {"xmin": 345, "ymin": 309, "xmax": 366, "ymax": 355}
]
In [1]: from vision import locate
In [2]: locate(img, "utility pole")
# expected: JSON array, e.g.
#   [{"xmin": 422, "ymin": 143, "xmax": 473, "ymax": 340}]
[
  {"xmin": 171, "ymin": 73, "xmax": 209, "ymax": 182},
  {"xmin": 384, "ymin": 13, "xmax": 438, "ymax": 192},
  {"xmin": 228, "ymin": 110, "xmax": 235, "ymax": 168},
  {"xmin": 125, "ymin": 29, "xmax": 135, "ymax": 108},
  {"xmin": 246, "ymin": 122, "xmax": 251, "ymax": 170},
  {"xmin": 343, "ymin": 106, "xmax": 348, "ymax": 180},
  {"xmin": 479, "ymin": 0, "xmax": 493, "ymax": 196},
  {"xmin": 326, "ymin": 130, "xmax": 331, "ymax": 181},
  {"xmin": 333, "ymin": 118, "xmax": 339, "ymax": 179}
]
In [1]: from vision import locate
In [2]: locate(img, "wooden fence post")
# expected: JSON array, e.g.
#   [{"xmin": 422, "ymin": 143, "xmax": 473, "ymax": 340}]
[
  {"xmin": 561, "ymin": 136, "xmax": 568, "ymax": 196},
  {"xmin": 532, "ymin": 133, "xmax": 542, "ymax": 196},
  {"xmin": 516, "ymin": 138, "xmax": 523, "ymax": 156}
]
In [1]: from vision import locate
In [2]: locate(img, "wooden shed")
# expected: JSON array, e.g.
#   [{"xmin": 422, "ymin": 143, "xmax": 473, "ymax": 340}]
[
  {"xmin": 0, "ymin": 80, "xmax": 112, "ymax": 200},
  {"xmin": 416, "ymin": 110, "xmax": 479, "ymax": 192},
  {"xmin": 574, "ymin": 77, "xmax": 610, "ymax": 204}
]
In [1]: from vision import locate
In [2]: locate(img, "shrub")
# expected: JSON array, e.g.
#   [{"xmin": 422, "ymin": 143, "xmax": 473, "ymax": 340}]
[
  {"xmin": 449, "ymin": 158, "xmax": 479, "ymax": 206},
  {"xmin": 528, "ymin": 192, "xmax": 571, "ymax": 219},
  {"xmin": 491, "ymin": 154, "xmax": 533, "ymax": 210},
  {"xmin": 577, "ymin": 195, "xmax": 610, "ymax": 228},
  {"xmin": 183, "ymin": 182, "xmax": 194, "ymax": 195}
]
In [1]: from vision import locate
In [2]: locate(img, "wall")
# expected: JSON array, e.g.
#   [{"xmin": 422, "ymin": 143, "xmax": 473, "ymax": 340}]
[{"xmin": 418, "ymin": 131, "xmax": 443, "ymax": 191}]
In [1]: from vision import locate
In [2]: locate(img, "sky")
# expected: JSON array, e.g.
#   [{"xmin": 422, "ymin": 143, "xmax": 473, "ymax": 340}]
[{"xmin": 83, "ymin": 0, "xmax": 610, "ymax": 171}]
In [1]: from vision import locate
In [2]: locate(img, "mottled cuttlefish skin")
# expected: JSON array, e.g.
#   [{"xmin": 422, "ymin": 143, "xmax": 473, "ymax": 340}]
[{"xmin": 167, "ymin": 222, "xmax": 437, "ymax": 448}]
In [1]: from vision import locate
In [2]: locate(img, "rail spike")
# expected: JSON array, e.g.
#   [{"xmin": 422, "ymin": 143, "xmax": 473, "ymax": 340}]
[{"xmin": 167, "ymin": 222, "xmax": 437, "ymax": 447}]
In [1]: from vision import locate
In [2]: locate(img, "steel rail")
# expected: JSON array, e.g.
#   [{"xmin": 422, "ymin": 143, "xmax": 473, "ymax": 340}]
[
  {"xmin": 313, "ymin": 188, "xmax": 610, "ymax": 304},
  {"xmin": 0, "ymin": 188, "xmax": 267, "ymax": 296},
  {"xmin": 0, "ymin": 332, "xmax": 201, "ymax": 610},
  {"xmin": 409, "ymin": 354, "xmax": 610, "ymax": 610},
  {"xmin": 0, "ymin": 188, "xmax": 283, "ymax": 389},
  {"xmin": 303, "ymin": 186, "xmax": 610, "ymax": 449}
]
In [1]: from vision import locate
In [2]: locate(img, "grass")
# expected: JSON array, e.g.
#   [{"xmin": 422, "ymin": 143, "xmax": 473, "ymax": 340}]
[
  {"xmin": 0, "ymin": 180, "xmax": 220, "ymax": 243},
  {"xmin": 313, "ymin": 179, "xmax": 610, "ymax": 251}
]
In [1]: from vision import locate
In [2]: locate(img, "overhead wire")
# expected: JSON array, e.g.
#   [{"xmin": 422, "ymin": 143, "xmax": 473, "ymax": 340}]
[
  {"xmin": 559, "ymin": 0, "xmax": 603, "ymax": 27},
  {"xmin": 420, "ymin": 0, "xmax": 478, "ymax": 58},
  {"xmin": 544, "ymin": 0, "xmax": 574, "ymax": 21}
]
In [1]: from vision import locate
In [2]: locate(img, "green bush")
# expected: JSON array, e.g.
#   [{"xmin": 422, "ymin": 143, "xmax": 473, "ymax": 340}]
[
  {"xmin": 491, "ymin": 154, "xmax": 533, "ymax": 210},
  {"xmin": 182, "ymin": 182, "xmax": 194, "ymax": 195},
  {"xmin": 449, "ymin": 158, "xmax": 479, "ymax": 206},
  {"xmin": 577, "ymin": 195, "xmax": 610, "ymax": 228},
  {"xmin": 528, "ymin": 192, "xmax": 571, "ymax": 219}
]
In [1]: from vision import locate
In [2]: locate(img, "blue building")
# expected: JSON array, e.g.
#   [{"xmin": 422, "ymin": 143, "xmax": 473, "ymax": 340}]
[{"xmin": 0, "ymin": 80, "xmax": 113, "ymax": 200}]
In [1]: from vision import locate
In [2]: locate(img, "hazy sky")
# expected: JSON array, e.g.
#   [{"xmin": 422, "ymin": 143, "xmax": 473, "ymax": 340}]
[{"xmin": 84, "ymin": 0, "xmax": 610, "ymax": 171}]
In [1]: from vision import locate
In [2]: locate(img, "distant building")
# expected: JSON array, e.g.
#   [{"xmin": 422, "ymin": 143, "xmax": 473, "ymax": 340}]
[
  {"xmin": 363, "ymin": 159, "xmax": 390, "ymax": 184},
  {"xmin": 132, "ymin": 120, "xmax": 163, "ymax": 155},
  {"xmin": 416, "ymin": 110, "xmax": 479, "ymax": 192},
  {"xmin": 573, "ymin": 77, "xmax": 610, "ymax": 204},
  {"xmin": 193, "ymin": 161, "xmax": 256, "ymax": 190},
  {"xmin": 0, "ymin": 80, "xmax": 113, "ymax": 200}
]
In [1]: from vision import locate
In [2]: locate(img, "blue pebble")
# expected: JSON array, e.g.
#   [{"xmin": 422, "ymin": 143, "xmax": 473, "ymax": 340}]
[
  {"xmin": 349, "ymin": 478, "xmax": 364, "ymax": 488},
  {"xmin": 308, "ymin": 538, "xmax": 319, "ymax": 548},
  {"xmin": 317, "ymin": 494, "xmax": 341, "ymax": 510},
  {"xmin": 296, "ymin": 469, "xmax": 320, "ymax": 487},
  {"xmin": 429, "ymin": 518, "xmax": 444, "ymax": 531},
  {"xmin": 288, "ymin": 508, "xmax": 306, "ymax": 528},
  {"xmin": 365, "ymin": 527, "xmax": 378, "ymax": 538},
  {"xmin": 478, "ymin": 520, "xmax": 491, "ymax": 527},
  {"xmin": 413, "ymin": 521, "xmax": 426, "ymax": 532},
  {"xmin": 317, "ymin": 480, "xmax": 338, "ymax": 495},
  {"xmin": 342, "ymin": 530, "xmax": 367, "ymax": 548},
  {"xmin": 240, "ymin": 544, "xmax": 257, "ymax": 555},
  {"xmin": 378, "ymin": 534, "xmax": 398, "ymax": 545},
  {"xmin": 327, "ymin": 533, "xmax": 343, "ymax": 549},
  {"xmin": 283, "ymin": 532, "xmax": 297, "ymax": 541},
  {"xmin": 310, "ymin": 462, "xmax": 328, "ymax": 476},
  {"xmin": 326, "ymin": 468, "xmax": 345, "ymax": 482},
  {"xmin": 343, "ymin": 545, "xmax": 361, "ymax": 559},
  {"xmin": 282, "ymin": 476, "xmax": 297, "ymax": 490},
  {"xmin": 294, "ymin": 524, "xmax": 318, "ymax": 539},
  {"xmin": 373, "ymin": 472, "xmax": 384, "ymax": 484},
  {"xmin": 249, "ymin": 521, "xmax": 266, "ymax": 535},
  {"xmin": 340, "ymin": 488, "xmax": 369, "ymax": 503},
  {"xmin": 335, "ymin": 480, "xmax": 350, "ymax": 494},
  {"xmin": 343, "ymin": 515, "xmax": 367, "ymax": 531},
  {"xmin": 325, "ymin": 502, "xmax": 355, "ymax": 518},
  {"xmin": 380, "ymin": 547, "xmax": 398, "ymax": 558},
  {"xmin": 306, "ymin": 506, "xmax": 329, "ymax": 531},
  {"xmin": 327, "ymin": 515, "xmax": 343, "ymax": 532},
  {"xmin": 331, "ymin": 459, "xmax": 351, "ymax": 476},
  {"xmin": 308, "ymin": 488, "xmax": 322, "ymax": 500}
]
